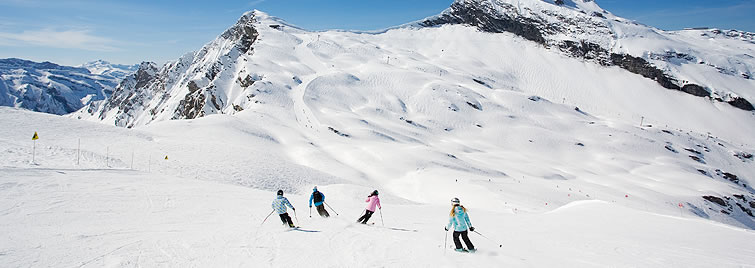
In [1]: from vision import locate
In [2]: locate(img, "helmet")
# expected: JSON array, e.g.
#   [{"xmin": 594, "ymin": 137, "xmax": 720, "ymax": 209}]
[
  {"xmin": 313, "ymin": 186, "xmax": 318, "ymax": 191},
  {"xmin": 451, "ymin": 197, "xmax": 460, "ymax": 204},
  {"xmin": 277, "ymin": 190, "xmax": 283, "ymax": 196},
  {"xmin": 372, "ymin": 190, "xmax": 379, "ymax": 196}
]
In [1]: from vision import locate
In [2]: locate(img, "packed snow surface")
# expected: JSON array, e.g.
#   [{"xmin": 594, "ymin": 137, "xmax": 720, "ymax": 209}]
[{"xmin": 2, "ymin": 102, "xmax": 754, "ymax": 267}]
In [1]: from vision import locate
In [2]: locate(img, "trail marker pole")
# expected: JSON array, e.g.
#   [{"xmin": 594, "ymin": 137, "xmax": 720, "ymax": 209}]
[
  {"xmin": 106, "ymin": 147, "xmax": 109, "ymax": 168},
  {"xmin": 77, "ymin": 138, "xmax": 80, "ymax": 166},
  {"xmin": 640, "ymin": 116, "xmax": 645, "ymax": 127},
  {"xmin": 31, "ymin": 131, "xmax": 39, "ymax": 163},
  {"xmin": 131, "ymin": 150, "xmax": 134, "ymax": 170}
]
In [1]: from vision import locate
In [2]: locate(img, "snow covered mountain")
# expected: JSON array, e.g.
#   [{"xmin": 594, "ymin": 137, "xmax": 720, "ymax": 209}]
[
  {"xmin": 419, "ymin": 0, "xmax": 754, "ymax": 110},
  {"xmin": 78, "ymin": 59, "xmax": 138, "ymax": 83},
  {"xmin": 0, "ymin": 58, "xmax": 135, "ymax": 115},
  {"xmin": 68, "ymin": 0, "xmax": 755, "ymax": 227},
  {"xmin": 3, "ymin": 1, "xmax": 755, "ymax": 264}
]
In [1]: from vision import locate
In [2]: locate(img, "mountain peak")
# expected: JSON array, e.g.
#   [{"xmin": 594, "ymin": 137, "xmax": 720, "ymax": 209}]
[{"xmin": 219, "ymin": 10, "xmax": 261, "ymax": 53}]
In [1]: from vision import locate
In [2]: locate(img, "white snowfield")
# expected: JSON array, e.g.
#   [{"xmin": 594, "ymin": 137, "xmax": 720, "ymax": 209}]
[
  {"xmin": 3, "ymin": 0, "xmax": 755, "ymax": 266},
  {"xmin": 2, "ymin": 101, "xmax": 755, "ymax": 268}
]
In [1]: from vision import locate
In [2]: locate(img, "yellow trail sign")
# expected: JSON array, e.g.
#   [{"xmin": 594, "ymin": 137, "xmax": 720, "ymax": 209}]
[
  {"xmin": 32, "ymin": 132, "xmax": 39, "ymax": 140},
  {"xmin": 164, "ymin": 155, "xmax": 169, "ymax": 160}
]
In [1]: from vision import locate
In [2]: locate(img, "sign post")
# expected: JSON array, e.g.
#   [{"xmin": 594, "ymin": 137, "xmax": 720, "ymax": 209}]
[{"xmin": 31, "ymin": 132, "xmax": 39, "ymax": 163}]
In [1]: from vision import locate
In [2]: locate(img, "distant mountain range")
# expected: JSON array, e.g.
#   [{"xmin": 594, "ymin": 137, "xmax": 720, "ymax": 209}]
[{"xmin": 0, "ymin": 58, "xmax": 136, "ymax": 115}]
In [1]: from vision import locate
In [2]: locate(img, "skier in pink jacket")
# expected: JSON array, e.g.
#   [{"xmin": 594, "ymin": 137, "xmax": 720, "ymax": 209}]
[{"xmin": 357, "ymin": 190, "xmax": 381, "ymax": 224}]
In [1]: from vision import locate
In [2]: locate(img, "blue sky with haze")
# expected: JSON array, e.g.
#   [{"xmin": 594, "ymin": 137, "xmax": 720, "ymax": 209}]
[{"xmin": 0, "ymin": 0, "xmax": 753, "ymax": 66}]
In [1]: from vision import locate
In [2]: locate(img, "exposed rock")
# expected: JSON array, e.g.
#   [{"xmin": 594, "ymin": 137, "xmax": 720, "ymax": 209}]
[
  {"xmin": 722, "ymin": 172, "xmax": 740, "ymax": 183},
  {"xmin": 591, "ymin": 12, "xmax": 605, "ymax": 19},
  {"xmin": 327, "ymin": 127, "xmax": 350, "ymax": 137},
  {"xmin": 466, "ymin": 101, "xmax": 482, "ymax": 111},
  {"xmin": 684, "ymin": 148, "xmax": 702, "ymax": 155},
  {"xmin": 689, "ymin": 155, "xmax": 704, "ymax": 163},
  {"xmin": 728, "ymin": 97, "xmax": 754, "ymax": 111},
  {"xmin": 421, "ymin": 1, "xmax": 547, "ymax": 44},
  {"xmin": 703, "ymin": 196, "xmax": 727, "ymax": 206},
  {"xmin": 220, "ymin": 12, "xmax": 259, "ymax": 54},
  {"xmin": 680, "ymin": 84, "xmax": 710, "ymax": 97},
  {"xmin": 734, "ymin": 152, "xmax": 753, "ymax": 162},
  {"xmin": 237, "ymin": 75, "xmax": 256, "ymax": 88},
  {"xmin": 610, "ymin": 53, "xmax": 680, "ymax": 90},
  {"xmin": 736, "ymin": 203, "xmax": 754, "ymax": 217}
]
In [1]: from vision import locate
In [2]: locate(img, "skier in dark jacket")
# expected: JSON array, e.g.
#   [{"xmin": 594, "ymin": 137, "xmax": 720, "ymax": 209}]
[
  {"xmin": 445, "ymin": 197, "xmax": 476, "ymax": 253},
  {"xmin": 309, "ymin": 186, "xmax": 330, "ymax": 217},
  {"xmin": 272, "ymin": 190, "xmax": 296, "ymax": 228}
]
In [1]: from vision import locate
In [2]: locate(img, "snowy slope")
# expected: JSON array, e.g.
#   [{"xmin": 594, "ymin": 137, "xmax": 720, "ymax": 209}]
[
  {"xmin": 419, "ymin": 0, "xmax": 755, "ymax": 110},
  {"xmin": 0, "ymin": 58, "xmax": 134, "ymax": 115},
  {"xmin": 66, "ymin": 2, "xmax": 755, "ymax": 228},
  {"xmin": 2, "ymin": 107, "xmax": 755, "ymax": 267}
]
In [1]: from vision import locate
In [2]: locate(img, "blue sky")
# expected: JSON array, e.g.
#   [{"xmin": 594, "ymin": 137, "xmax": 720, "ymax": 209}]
[{"xmin": 0, "ymin": 0, "xmax": 753, "ymax": 66}]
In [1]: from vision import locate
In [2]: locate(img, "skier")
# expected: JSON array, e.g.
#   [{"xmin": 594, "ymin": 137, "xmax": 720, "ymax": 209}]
[
  {"xmin": 357, "ymin": 190, "xmax": 381, "ymax": 224},
  {"xmin": 309, "ymin": 186, "xmax": 330, "ymax": 217},
  {"xmin": 272, "ymin": 190, "xmax": 296, "ymax": 228},
  {"xmin": 445, "ymin": 197, "xmax": 476, "ymax": 253}
]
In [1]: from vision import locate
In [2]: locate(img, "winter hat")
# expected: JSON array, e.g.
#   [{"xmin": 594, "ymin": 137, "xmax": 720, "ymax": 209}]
[
  {"xmin": 451, "ymin": 197, "xmax": 460, "ymax": 204},
  {"xmin": 313, "ymin": 186, "xmax": 318, "ymax": 191},
  {"xmin": 372, "ymin": 190, "xmax": 379, "ymax": 196},
  {"xmin": 277, "ymin": 190, "xmax": 284, "ymax": 196}
]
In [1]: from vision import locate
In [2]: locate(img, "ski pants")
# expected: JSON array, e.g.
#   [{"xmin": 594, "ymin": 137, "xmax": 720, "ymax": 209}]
[
  {"xmin": 279, "ymin": 213, "xmax": 294, "ymax": 227},
  {"xmin": 357, "ymin": 210, "xmax": 374, "ymax": 224},
  {"xmin": 453, "ymin": 230, "xmax": 475, "ymax": 250},
  {"xmin": 316, "ymin": 204, "xmax": 330, "ymax": 217}
]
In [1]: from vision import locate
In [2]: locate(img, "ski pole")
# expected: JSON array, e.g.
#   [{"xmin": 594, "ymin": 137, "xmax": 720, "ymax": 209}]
[
  {"xmin": 324, "ymin": 202, "xmax": 339, "ymax": 215},
  {"xmin": 261, "ymin": 210, "xmax": 274, "ymax": 226},
  {"xmin": 472, "ymin": 230, "xmax": 502, "ymax": 247},
  {"xmin": 444, "ymin": 230, "xmax": 449, "ymax": 254},
  {"xmin": 309, "ymin": 206, "xmax": 312, "ymax": 218},
  {"xmin": 293, "ymin": 209, "xmax": 299, "ymax": 225},
  {"xmin": 379, "ymin": 208, "xmax": 384, "ymax": 226}
]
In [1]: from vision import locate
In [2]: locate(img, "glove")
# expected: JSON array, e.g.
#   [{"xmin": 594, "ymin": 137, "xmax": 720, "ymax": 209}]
[
  {"xmin": 309, "ymin": 205, "xmax": 312, "ymax": 208},
  {"xmin": 469, "ymin": 227, "xmax": 475, "ymax": 232},
  {"xmin": 444, "ymin": 227, "xmax": 449, "ymax": 231}
]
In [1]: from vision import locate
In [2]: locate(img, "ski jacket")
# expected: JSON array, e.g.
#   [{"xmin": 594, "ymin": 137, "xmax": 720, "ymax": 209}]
[
  {"xmin": 447, "ymin": 206, "xmax": 472, "ymax": 232},
  {"xmin": 365, "ymin": 195, "xmax": 381, "ymax": 212},
  {"xmin": 272, "ymin": 196, "xmax": 294, "ymax": 215},
  {"xmin": 309, "ymin": 191, "xmax": 325, "ymax": 207}
]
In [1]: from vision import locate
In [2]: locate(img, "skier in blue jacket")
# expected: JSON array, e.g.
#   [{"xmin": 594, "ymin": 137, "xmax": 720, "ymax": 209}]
[
  {"xmin": 445, "ymin": 197, "xmax": 476, "ymax": 253},
  {"xmin": 272, "ymin": 190, "xmax": 296, "ymax": 228},
  {"xmin": 309, "ymin": 186, "xmax": 330, "ymax": 217}
]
